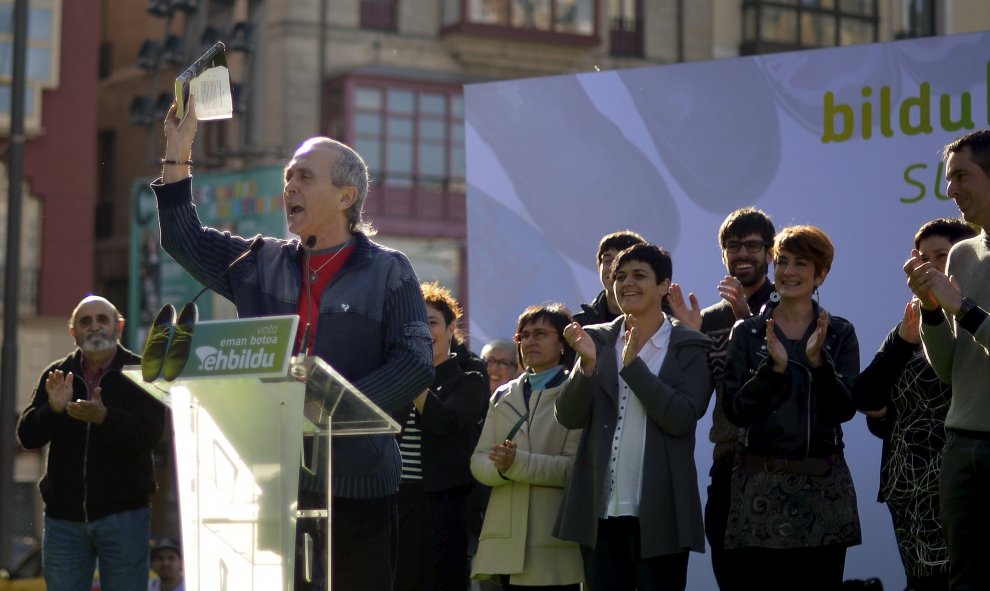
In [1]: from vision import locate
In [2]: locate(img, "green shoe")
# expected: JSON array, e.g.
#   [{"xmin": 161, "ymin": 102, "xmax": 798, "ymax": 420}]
[
  {"xmin": 141, "ymin": 304, "xmax": 176, "ymax": 382},
  {"xmin": 162, "ymin": 302, "xmax": 198, "ymax": 382}
]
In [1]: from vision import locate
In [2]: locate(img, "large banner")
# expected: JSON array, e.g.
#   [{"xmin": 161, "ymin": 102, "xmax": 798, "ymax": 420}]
[{"xmin": 465, "ymin": 31, "xmax": 990, "ymax": 588}]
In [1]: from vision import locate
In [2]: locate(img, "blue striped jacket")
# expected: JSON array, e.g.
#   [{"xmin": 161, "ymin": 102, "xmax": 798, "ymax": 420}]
[{"xmin": 152, "ymin": 177, "xmax": 434, "ymax": 498}]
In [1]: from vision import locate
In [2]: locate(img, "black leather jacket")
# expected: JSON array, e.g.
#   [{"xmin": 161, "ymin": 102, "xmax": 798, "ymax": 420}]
[{"xmin": 723, "ymin": 301, "xmax": 860, "ymax": 459}]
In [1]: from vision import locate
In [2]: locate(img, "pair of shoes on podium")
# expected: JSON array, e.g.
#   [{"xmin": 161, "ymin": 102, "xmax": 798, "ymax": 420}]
[
  {"xmin": 142, "ymin": 304, "xmax": 175, "ymax": 382},
  {"xmin": 141, "ymin": 302, "xmax": 198, "ymax": 382}
]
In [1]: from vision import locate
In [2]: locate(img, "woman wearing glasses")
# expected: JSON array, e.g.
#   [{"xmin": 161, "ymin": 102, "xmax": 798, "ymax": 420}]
[
  {"xmin": 723, "ymin": 225, "xmax": 861, "ymax": 591},
  {"xmin": 470, "ymin": 303, "xmax": 584, "ymax": 590}
]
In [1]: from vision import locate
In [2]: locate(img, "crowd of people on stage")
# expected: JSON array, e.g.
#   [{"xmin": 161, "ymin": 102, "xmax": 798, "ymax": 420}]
[
  {"xmin": 366, "ymin": 127, "xmax": 990, "ymax": 591},
  {"xmin": 384, "ymin": 181, "xmax": 989, "ymax": 591},
  {"xmin": 16, "ymin": 97, "xmax": 990, "ymax": 591}
]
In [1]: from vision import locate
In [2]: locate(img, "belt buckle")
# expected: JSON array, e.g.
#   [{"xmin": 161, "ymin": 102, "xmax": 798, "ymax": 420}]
[{"xmin": 763, "ymin": 456, "xmax": 787, "ymax": 473}]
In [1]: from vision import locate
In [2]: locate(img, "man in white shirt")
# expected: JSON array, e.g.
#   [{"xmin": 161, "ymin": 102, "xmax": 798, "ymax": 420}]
[{"xmin": 555, "ymin": 243, "xmax": 712, "ymax": 590}]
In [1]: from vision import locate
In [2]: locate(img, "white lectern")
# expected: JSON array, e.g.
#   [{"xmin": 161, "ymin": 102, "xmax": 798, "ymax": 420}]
[{"xmin": 125, "ymin": 343, "xmax": 399, "ymax": 591}]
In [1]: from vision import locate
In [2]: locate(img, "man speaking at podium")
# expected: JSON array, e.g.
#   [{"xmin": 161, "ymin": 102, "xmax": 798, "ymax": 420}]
[{"xmin": 152, "ymin": 98, "xmax": 435, "ymax": 591}]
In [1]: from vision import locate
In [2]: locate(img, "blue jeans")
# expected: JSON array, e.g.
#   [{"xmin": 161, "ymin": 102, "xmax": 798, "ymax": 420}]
[
  {"xmin": 940, "ymin": 431, "xmax": 990, "ymax": 591},
  {"xmin": 44, "ymin": 507, "xmax": 151, "ymax": 591}
]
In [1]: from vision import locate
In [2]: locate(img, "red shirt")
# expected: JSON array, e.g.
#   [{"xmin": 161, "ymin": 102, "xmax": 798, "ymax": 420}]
[
  {"xmin": 80, "ymin": 351, "xmax": 115, "ymax": 397},
  {"xmin": 295, "ymin": 244, "xmax": 355, "ymax": 354}
]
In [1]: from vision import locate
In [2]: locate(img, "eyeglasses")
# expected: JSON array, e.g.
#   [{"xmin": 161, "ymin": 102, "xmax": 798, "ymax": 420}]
[
  {"xmin": 722, "ymin": 240, "xmax": 768, "ymax": 254},
  {"xmin": 514, "ymin": 329, "xmax": 553, "ymax": 343},
  {"xmin": 485, "ymin": 358, "xmax": 517, "ymax": 370}
]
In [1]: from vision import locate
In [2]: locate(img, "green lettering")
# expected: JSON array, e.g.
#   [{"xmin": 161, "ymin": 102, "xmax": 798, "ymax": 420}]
[
  {"xmin": 861, "ymin": 87, "xmax": 873, "ymax": 139},
  {"xmin": 880, "ymin": 86, "xmax": 894, "ymax": 137},
  {"xmin": 900, "ymin": 163, "xmax": 927, "ymax": 203},
  {"xmin": 935, "ymin": 160, "xmax": 949, "ymax": 200},
  {"xmin": 822, "ymin": 91, "xmax": 853, "ymax": 143},
  {"xmin": 900, "ymin": 82, "xmax": 933, "ymax": 136},
  {"xmin": 940, "ymin": 92, "xmax": 974, "ymax": 132}
]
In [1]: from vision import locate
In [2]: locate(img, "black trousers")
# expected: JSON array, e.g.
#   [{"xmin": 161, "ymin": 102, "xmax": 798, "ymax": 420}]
[
  {"xmin": 731, "ymin": 545, "xmax": 846, "ymax": 591},
  {"xmin": 939, "ymin": 432, "xmax": 990, "ymax": 591},
  {"xmin": 393, "ymin": 482, "xmax": 470, "ymax": 591},
  {"xmin": 581, "ymin": 516, "xmax": 689, "ymax": 591},
  {"xmin": 705, "ymin": 455, "xmax": 747, "ymax": 591},
  {"xmin": 295, "ymin": 493, "xmax": 398, "ymax": 591}
]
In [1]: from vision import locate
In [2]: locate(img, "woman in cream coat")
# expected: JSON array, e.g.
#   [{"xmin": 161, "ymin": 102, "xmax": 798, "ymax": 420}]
[{"xmin": 471, "ymin": 303, "xmax": 585, "ymax": 590}]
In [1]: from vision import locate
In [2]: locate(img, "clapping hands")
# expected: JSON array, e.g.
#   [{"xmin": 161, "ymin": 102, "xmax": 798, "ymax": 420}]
[
  {"xmin": 45, "ymin": 370, "xmax": 107, "ymax": 424},
  {"xmin": 563, "ymin": 322, "xmax": 596, "ymax": 375}
]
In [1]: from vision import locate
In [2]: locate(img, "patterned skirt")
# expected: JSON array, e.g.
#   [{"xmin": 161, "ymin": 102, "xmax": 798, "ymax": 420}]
[{"xmin": 725, "ymin": 452, "xmax": 862, "ymax": 550}]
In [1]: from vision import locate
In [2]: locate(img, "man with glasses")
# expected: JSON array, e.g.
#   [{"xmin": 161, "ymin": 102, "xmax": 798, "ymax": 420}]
[
  {"xmin": 668, "ymin": 207, "xmax": 776, "ymax": 591},
  {"xmin": 480, "ymin": 339, "xmax": 522, "ymax": 396}
]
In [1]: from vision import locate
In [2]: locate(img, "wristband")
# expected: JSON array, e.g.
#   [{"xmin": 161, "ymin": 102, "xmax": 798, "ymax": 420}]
[
  {"xmin": 957, "ymin": 301, "xmax": 988, "ymax": 336},
  {"xmin": 161, "ymin": 159, "xmax": 193, "ymax": 165},
  {"xmin": 955, "ymin": 296, "xmax": 977, "ymax": 320}
]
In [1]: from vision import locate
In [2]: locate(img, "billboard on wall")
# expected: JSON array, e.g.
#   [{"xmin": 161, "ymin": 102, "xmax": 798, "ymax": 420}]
[
  {"xmin": 128, "ymin": 166, "xmax": 286, "ymax": 346},
  {"xmin": 465, "ymin": 31, "xmax": 990, "ymax": 588}
]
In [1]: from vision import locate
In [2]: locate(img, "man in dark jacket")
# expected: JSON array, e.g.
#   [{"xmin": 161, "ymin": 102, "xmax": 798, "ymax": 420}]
[
  {"xmin": 17, "ymin": 295, "xmax": 166, "ymax": 591},
  {"xmin": 157, "ymin": 99, "xmax": 434, "ymax": 590},
  {"xmin": 667, "ymin": 207, "xmax": 776, "ymax": 590}
]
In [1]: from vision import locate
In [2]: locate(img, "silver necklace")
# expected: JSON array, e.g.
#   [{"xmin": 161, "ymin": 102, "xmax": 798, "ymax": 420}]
[{"xmin": 309, "ymin": 239, "xmax": 352, "ymax": 283}]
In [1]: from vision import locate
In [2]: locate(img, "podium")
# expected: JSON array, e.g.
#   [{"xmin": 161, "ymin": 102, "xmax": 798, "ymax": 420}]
[{"xmin": 124, "ymin": 341, "xmax": 399, "ymax": 591}]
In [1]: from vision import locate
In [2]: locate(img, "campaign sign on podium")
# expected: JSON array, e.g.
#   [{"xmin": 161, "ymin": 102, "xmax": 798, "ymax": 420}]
[{"xmin": 124, "ymin": 315, "xmax": 400, "ymax": 591}]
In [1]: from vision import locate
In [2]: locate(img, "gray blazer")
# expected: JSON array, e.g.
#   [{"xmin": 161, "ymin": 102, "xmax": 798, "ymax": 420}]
[{"xmin": 553, "ymin": 317, "xmax": 712, "ymax": 557}]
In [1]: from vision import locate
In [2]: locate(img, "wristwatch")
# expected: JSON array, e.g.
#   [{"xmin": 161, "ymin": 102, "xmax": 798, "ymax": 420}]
[{"xmin": 955, "ymin": 296, "xmax": 978, "ymax": 320}]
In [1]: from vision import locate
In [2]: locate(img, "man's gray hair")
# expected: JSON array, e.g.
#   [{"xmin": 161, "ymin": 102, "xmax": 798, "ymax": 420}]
[
  {"xmin": 481, "ymin": 338, "xmax": 516, "ymax": 358},
  {"xmin": 299, "ymin": 137, "xmax": 375, "ymax": 235}
]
